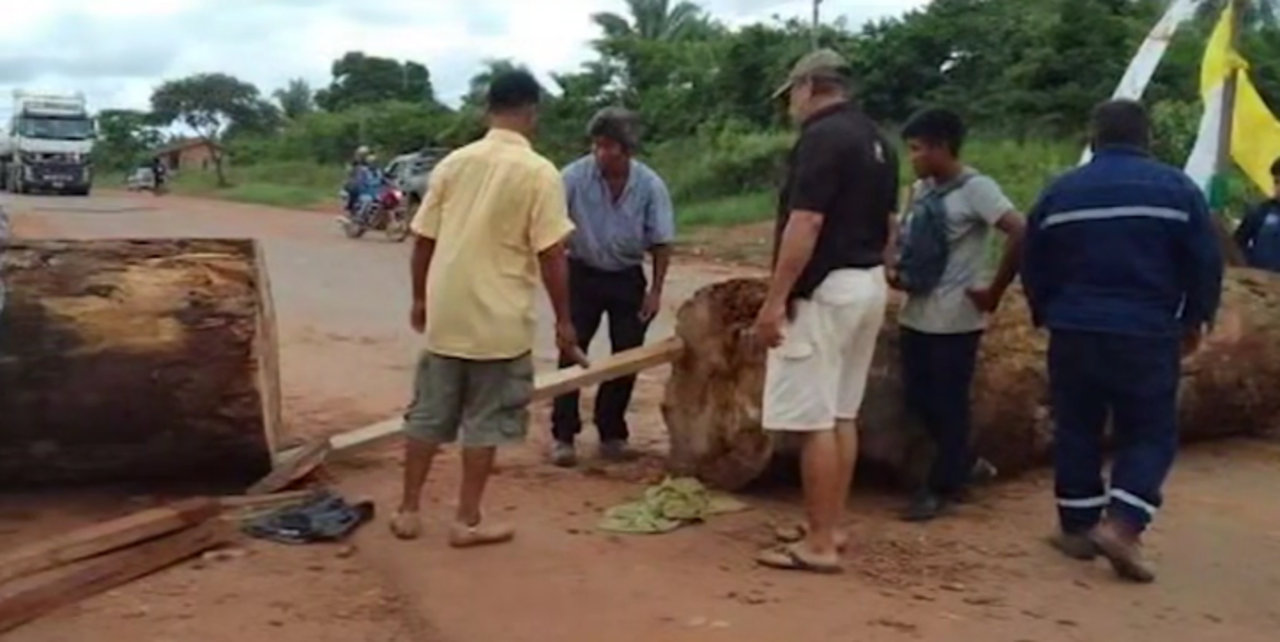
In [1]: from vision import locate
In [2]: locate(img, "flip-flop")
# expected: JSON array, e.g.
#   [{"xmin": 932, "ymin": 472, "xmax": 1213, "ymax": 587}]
[
  {"xmin": 755, "ymin": 544, "xmax": 843, "ymax": 574},
  {"xmin": 774, "ymin": 524, "xmax": 850, "ymax": 552},
  {"xmin": 389, "ymin": 511, "xmax": 422, "ymax": 540},
  {"xmin": 448, "ymin": 522, "xmax": 516, "ymax": 548}
]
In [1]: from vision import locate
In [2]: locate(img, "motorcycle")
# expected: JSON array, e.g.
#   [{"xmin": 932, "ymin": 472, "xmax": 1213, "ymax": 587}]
[{"xmin": 338, "ymin": 182, "xmax": 411, "ymax": 242}]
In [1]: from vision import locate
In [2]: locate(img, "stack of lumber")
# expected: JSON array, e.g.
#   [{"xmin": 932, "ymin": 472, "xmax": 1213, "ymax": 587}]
[{"xmin": 0, "ymin": 499, "xmax": 228, "ymax": 634}]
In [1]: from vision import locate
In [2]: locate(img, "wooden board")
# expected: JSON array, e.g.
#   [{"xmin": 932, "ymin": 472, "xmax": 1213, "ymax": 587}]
[
  {"xmin": 0, "ymin": 239, "xmax": 279, "ymax": 487},
  {"xmin": 280, "ymin": 337, "xmax": 686, "ymax": 460},
  {"xmin": 0, "ymin": 520, "xmax": 229, "ymax": 634},
  {"xmin": 0, "ymin": 498, "xmax": 219, "ymax": 585},
  {"xmin": 252, "ymin": 241, "xmax": 284, "ymax": 457},
  {"xmin": 245, "ymin": 437, "xmax": 330, "ymax": 495}
]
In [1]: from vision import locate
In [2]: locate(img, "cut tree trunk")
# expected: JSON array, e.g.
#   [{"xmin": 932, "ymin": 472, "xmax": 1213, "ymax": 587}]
[
  {"xmin": 0, "ymin": 239, "xmax": 281, "ymax": 487},
  {"xmin": 662, "ymin": 269, "xmax": 1280, "ymax": 491}
]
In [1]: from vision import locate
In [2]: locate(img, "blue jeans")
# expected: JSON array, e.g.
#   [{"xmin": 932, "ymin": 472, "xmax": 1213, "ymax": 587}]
[{"xmin": 1049, "ymin": 330, "xmax": 1180, "ymax": 534}]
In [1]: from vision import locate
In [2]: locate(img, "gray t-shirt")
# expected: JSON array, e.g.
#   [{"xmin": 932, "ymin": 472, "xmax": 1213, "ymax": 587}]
[{"xmin": 898, "ymin": 170, "xmax": 1014, "ymax": 334}]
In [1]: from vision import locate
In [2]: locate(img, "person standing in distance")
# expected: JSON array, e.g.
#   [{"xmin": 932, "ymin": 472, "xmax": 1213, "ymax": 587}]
[
  {"xmin": 1232, "ymin": 156, "xmax": 1280, "ymax": 273},
  {"xmin": 752, "ymin": 49, "xmax": 898, "ymax": 574},
  {"xmin": 893, "ymin": 107, "xmax": 1025, "ymax": 522},
  {"xmin": 550, "ymin": 107, "xmax": 676, "ymax": 467},
  {"xmin": 389, "ymin": 70, "xmax": 587, "ymax": 547},
  {"xmin": 1023, "ymin": 99, "xmax": 1223, "ymax": 583}
]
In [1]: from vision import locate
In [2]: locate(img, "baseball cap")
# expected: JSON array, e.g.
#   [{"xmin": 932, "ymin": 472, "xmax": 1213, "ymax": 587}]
[{"xmin": 771, "ymin": 48, "xmax": 851, "ymax": 99}]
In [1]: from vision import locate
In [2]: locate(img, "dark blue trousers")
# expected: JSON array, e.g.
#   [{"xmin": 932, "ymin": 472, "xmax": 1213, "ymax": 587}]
[
  {"xmin": 900, "ymin": 328, "xmax": 983, "ymax": 496},
  {"xmin": 1048, "ymin": 330, "xmax": 1180, "ymax": 534}
]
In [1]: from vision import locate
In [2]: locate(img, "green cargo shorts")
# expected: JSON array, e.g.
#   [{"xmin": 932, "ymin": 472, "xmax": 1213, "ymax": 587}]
[{"xmin": 402, "ymin": 350, "xmax": 534, "ymax": 448}]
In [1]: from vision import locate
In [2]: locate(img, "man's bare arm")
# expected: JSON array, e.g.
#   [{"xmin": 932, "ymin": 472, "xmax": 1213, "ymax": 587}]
[
  {"xmin": 538, "ymin": 240, "xmax": 573, "ymax": 325},
  {"xmin": 411, "ymin": 234, "xmax": 436, "ymax": 305},
  {"xmin": 988, "ymin": 212, "xmax": 1026, "ymax": 299},
  {"xmin": 649, "ymin": 244, "xmax": 670, "ymax": 295},
  {"xmin": 762, "ymin": 211, "xmax": 824, "ymax": 309}
]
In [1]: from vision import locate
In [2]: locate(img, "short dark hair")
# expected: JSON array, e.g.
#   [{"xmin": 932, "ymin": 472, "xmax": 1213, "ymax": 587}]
[
  {"xmin": 486, "ymin": 70, "xmax": 541, "ymax": 112},
  {"xmin": 1271, "ymin": 155, "xmax": 1280, "ymax": 178},
  {"xmin": 587, "ymin": 107, "xmax": 640, "ymax": 151},
  {"xmin": 1091, "ymin": 99, "xmax": 1149, "ymax": 149},
  {"xmin": 901, "ymin": 107, "xmax": 966, "ymax": 155}
]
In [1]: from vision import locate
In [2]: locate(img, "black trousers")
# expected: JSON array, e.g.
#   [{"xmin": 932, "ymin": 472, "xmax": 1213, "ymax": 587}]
[
  {"xmin": 551, "ymin": 260, "xmax": 649, "ymax": 444},
  {"xmin": 899, "ymin": 328, "xmax": 983, "ymax": 496}
]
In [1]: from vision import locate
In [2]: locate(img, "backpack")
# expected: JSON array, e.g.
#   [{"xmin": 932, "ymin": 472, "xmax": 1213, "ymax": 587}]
[{"xmin": 895, "ymin": 171, "xmax": 976, "ymax": 295}]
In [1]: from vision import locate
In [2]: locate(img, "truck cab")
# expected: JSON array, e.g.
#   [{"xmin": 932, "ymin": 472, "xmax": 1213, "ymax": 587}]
[{"xmin": 0, "ymin": 90, "xmax": 96, "ymax": 196}]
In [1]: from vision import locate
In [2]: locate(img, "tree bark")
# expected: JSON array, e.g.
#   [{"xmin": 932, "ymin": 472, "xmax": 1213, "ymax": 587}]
[
  {"xmin": 0, "ymin": 239, "xmax": 280, "ymax": 488},
  {"xmin": 663, "ymin": 270, "xmax": 1280, "ymax": 491}
]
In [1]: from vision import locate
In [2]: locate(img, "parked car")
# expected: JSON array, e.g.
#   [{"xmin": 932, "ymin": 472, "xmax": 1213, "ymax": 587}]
[
  {"xmin": 384, "ymin": 147, "xmax": 448, "ymax": 212},
  {"xmin": 125, "ymin": 166, "xmax": 156, "ymax": 191}
]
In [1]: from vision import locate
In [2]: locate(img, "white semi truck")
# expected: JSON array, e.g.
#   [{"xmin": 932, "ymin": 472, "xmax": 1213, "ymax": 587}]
[{"xmin": 0, "ymin": 90, "xmax": 95, "ymax": 196}]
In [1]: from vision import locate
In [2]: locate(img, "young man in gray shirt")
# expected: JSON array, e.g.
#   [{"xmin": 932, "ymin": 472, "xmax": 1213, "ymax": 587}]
[{"xmin": 891, "ymin": 107, "xmax": 1026, "ymax": 522}]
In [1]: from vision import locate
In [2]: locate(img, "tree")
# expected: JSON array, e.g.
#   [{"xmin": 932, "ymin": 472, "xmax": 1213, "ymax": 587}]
[
  {"xmin": 1195, "ymin": 0, "xmax": 1279, "ymax": 28},
  {"xmin": 314, "ymin": 52, "xmax": 436, "ymax": 111},
  {"xmin": 150, "ymin": 73, "xmax": 265, "ymax": 186},
  {"xmin": 590, "ymin": 0, "xmax": 709, "ymax": 41},
  {"xmin": 94, "ymin": 109, "xmax": 164, "ymax": 170},
  {"xmin": 273, "ymin": 78, "xmax": 315, "ymax": 120}
]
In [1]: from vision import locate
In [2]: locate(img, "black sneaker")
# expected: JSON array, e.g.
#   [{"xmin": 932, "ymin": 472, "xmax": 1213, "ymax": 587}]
[{"xmin": 901, "ymin": 492, "xmax": 950, "ymax": 522}]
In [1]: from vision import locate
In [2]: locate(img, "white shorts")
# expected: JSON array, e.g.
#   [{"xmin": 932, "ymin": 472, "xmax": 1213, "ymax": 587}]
[{"xmin": 762, "ymin": 267, "xmax": 889, "ymax": 431}]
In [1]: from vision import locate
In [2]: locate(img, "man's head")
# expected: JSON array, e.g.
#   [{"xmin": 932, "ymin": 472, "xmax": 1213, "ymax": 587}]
[
  {"xmin": 355, "ymin": 145, "xmax": 370, "ymax": 162},
  {"xmin": 486, "ymin": 70, "xmax": 543, "ymax": 137},
  {"xmin": 1271, "ymin": 156, "xmax": 1280, "ymax": 198},
  {"xmin": 587, "ymin": 107, "xmax": 640, "ymax": 174},
  {"xmin": 1090, "ymin": 99, "xmax": 1150, "ymax": 152},
  {"xmin": 902, "ymin": 107, "xmax": 966, "ymax": 179},
  {"xmin": 773, "ymin": 48, "xmax": 853, "ymax": 124}
]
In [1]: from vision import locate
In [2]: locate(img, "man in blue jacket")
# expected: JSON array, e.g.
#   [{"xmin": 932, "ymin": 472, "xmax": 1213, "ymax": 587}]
[
  {"xmin": 1022, "ymin": 99, "xmax": 1223, "ymax": 583},
  {"xmin": 1232, "ymin": 156, "xmax": 1280, "ymax": 272}
]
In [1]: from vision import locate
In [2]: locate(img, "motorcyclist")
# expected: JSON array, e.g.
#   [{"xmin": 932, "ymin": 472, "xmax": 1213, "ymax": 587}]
[
  {"xmin": 350, "ymin": 153, "xmax": 385, "ymax": 224},
  {"xmin": 343, "ymin": 146, "xmax": 371, "ymax": 217}
]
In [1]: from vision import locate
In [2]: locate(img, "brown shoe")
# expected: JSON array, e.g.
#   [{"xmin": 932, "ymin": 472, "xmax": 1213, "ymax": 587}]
[
  {"xmin": 1089, "ymin": 519, "xmax": 1156, "ymax": 583},
  {"xmin": 1047, "ymin": 531, "xmax": 1100, "ymax": 561}
]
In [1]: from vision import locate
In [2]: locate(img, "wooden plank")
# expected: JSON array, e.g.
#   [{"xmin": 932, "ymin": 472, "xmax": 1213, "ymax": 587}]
[
  {"xmin": 252, "ymin": 240, "xmax": 285, "ymax": 458},
  {"xmin": 0, "ymin": 498, "xmax": 219, "ymax": 586},
  {"xmin": 279, "ymin": 337, "xmax": 685, "ymax": 461},
  {"xmin": 244, "ymin": 437, "xmax": 330, "ymax": 495},
  {"xmin": 0, "ymin": 520, "xmax": 229, "ymax": 635},
  {"xmin": 217, "ymin": 490, "xmax": 314, "ymax": 510}
]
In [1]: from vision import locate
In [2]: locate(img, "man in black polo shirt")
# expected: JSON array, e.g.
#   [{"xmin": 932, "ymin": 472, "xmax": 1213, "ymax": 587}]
[{"xmin": 752, "ymin": 49, "xmax": 899, "ymax": 574}]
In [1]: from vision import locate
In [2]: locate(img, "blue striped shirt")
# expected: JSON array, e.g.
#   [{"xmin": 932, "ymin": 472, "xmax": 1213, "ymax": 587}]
[{"xmin": 561, "ymin": 156, "xmax": 675, "ymax": 271}]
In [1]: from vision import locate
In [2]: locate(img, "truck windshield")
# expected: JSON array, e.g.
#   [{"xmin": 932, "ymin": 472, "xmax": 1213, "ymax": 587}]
[{"xmin": 17, "ymin": 116, "xmax": 94, "ymax": 140}]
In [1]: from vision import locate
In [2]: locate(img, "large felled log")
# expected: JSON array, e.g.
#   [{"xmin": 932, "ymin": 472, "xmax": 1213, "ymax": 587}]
[
  {"xmin": 662, "ymin": 269, "xmax": 1280, "ymax": 491},
  {"xmin": 0, "ymin": 239, "xmax": 281, "ymax": 487}
]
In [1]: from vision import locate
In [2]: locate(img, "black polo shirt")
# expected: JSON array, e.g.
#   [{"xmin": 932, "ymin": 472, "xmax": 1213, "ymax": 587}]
[{"xmin": 774, "ymin": 102, "xmax": 899, "ymax": 299}]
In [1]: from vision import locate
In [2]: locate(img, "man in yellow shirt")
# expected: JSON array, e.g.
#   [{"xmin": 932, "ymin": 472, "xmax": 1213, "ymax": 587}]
[{"xmin": 389, "ymin": 70, "xmax": 584, "ymax": 547}]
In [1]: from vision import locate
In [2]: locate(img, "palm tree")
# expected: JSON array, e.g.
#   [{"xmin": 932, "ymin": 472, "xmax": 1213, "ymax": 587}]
[
  {"xmin": 590, "ymin": 0, "xmax": 707, "ymax": 41},
  {"xmin": 272, "ymin": 78, "xmax": 314, "ymax": 120}
]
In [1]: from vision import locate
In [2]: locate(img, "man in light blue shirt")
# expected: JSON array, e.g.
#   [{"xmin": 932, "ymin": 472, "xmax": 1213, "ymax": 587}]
[{"xmin": 551, "ymin": 107, "xmax": 676, "ymax": 466}]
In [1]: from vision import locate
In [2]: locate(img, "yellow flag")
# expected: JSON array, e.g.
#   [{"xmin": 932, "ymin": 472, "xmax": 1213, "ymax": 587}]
[{"xmin": 1200, "ymin": 3, "xmax": 1280, "ymax": 194}]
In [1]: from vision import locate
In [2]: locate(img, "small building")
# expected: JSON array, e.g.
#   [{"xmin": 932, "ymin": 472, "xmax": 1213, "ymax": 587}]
[{"xmin": 154, "ymin": 139, "xmax": 222, "ymax": 172}]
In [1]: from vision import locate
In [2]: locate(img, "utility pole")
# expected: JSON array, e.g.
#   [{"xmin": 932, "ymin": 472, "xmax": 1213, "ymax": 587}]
[{"xmin": 811, "ymin": 0, "xmax": 822, "ymax": 50}]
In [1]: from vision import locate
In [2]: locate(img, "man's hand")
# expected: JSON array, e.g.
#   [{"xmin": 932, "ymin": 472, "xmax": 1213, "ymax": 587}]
[
  {"xmin": 965, "ymin": 286, "xmax": 1002, "ymax": 313},
  {"xmin": 410, "ymin": 300, "xmax": 426, "ymax": 334},
  {"xmin": 750, "ymin": 300, "xmax": 788, "ymax": 349},
  {"xmin": 639, "ymin": 289, "xmax": 662, "ymax": 322},
  {"xmin": 885, "ymin": 265, "xmax": 904, "ymax": 291},
  {"xmin": 1181, "ymin": 326, "xmax": 1204, "ymax": 358},
  {"xmin": 556, "ymin": 320, "xmax": 590, "ymax": 368}
]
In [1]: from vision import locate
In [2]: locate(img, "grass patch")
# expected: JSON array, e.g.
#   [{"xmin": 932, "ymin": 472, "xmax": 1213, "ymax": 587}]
[{"xmin": 678, "ymin": 190, "xmax": 774, "ymax": 227}]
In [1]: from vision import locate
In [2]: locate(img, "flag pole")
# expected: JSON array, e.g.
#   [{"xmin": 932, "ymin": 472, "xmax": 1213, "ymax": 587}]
[{"xmin": 1211, "ymin": 0, "xmax": 1245, "ymax": 211}]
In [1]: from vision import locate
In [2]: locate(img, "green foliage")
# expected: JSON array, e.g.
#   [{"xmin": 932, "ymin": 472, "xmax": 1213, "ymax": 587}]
[
  {"xmin": 94, "ymin": 109, "xmax": 164, "ymax": 170},
  {"xmin": 110, "ymin": 0, "xmax": 1280, "ymax": 226}
]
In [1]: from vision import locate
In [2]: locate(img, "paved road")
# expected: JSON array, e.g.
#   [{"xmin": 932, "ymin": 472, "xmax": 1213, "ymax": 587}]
[{"xmin": 2, "ymin": 190, "xmax": 754, "ymax": 438}]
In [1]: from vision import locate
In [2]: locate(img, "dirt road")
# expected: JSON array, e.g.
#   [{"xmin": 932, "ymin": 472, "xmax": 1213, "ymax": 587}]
[{"xmin": 3, "ymin": 191, "xmax": 1278, "ymax": 642}]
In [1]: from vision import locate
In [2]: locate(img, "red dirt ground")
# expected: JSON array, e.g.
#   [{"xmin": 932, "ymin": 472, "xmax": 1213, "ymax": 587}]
[{"xmin": 2, "ymin": 191, "xmax": 1277, "ymax": 642}]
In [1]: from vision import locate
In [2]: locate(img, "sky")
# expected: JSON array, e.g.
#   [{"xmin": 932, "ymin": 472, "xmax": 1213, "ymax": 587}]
[{"xmin": 0, "ymin": 0, "xmax": 928, "ymax": 118}]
